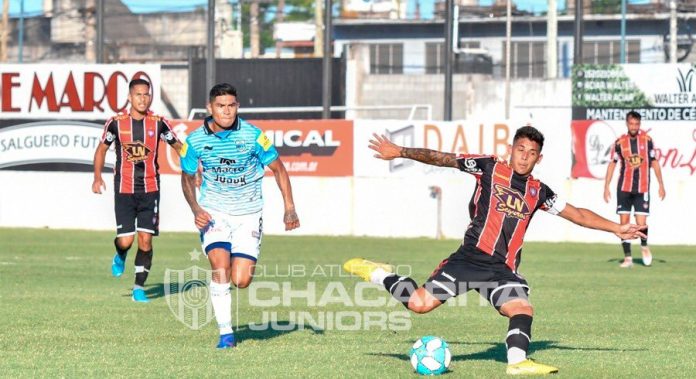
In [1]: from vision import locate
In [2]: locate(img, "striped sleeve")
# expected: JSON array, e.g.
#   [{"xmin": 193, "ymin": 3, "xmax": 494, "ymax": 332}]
[
  {"xmin": 180, "ymin": 136, "xmax": 200, "ymax": 175},
  {"xmin": 539, "ymin": 184, "xmax": 566, "ymax": 215},
  {"xmin": 647, "ymin": 139, "xmax": 656, "ymax": 162},
  {"xmin": 100, "ymin": 118, "xmax": 117, "ymax": 146},
  {"xmin": 255, "ymin": 129, "xmax": 279, "ymax": 166},
  {"xmin": 456, "ymin": 154, "xmax": 496, "ymax": 175},
  {"xmin": 158, "ymin": 118, "xmax": 179, "ymax": 146}
]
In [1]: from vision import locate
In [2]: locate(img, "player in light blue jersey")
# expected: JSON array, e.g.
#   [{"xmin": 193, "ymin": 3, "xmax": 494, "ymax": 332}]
[{"xmin": 180, "ymin": 83, "xmax": 300, "ymax": 349}]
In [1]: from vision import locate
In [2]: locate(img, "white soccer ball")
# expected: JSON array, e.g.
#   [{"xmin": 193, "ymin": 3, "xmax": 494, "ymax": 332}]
[{"xmin": 409, "ymin": 336, "xmax": 452, "ymax": 375}]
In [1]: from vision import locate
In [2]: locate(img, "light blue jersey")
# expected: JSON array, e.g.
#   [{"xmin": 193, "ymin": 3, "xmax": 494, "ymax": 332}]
[{"xmin": 180, "ymin": 117, "xmax": 278, "ymax": 215}]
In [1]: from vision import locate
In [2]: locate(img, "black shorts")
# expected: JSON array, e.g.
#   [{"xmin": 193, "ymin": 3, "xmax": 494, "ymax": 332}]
[
  {"xmin": 114, "ymin": 191, "xmax": 160, "ymax": 236},
  {"xmin": 616, "ymin": 191, "xmax": 650, "ymax": 215},
  {"xmin": 425, "ymin": 246, "xmax": 529, "ymax": 311}
]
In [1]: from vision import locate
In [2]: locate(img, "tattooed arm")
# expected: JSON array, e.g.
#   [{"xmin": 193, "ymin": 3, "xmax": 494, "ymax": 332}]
[{"xmin": 368, "ymin": 133, "xmax": 458, "ymax": 168}]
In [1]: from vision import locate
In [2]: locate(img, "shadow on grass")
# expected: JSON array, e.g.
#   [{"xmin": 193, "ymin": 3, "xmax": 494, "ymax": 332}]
[
  {"xmin": 234, "ymin": 321, "xmax": 325, "ymax": 344},
  {"xmin": 120, "ymin": 282, "xmax": 199, "ymax": 300},
  {"xmin": 370, "ymin": 340, "xmax": 646, "ymax": 363},
  {"xmin": 606, "ymin": 258, "xmax": 666, "ymax": 266}
]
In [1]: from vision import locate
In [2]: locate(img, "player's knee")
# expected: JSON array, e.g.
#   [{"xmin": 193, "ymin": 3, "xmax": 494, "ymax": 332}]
[
  {"xmin": 116, "ymin": 237, "xmax": 134, "ymax": 250},
  {"xmin": 232, "ymin": 277, "xmax": 252, "ymax": 289},
  {"xmin": 407, "ymin": 294, "xmax": 436, "ymax": 314},
  {"xmin": 504, "ymin": 303, "xmax": 534, "ymax": 317},
  {"xmin": 137, "ymin": 235, "xmax": 152, "ymax": 250}
]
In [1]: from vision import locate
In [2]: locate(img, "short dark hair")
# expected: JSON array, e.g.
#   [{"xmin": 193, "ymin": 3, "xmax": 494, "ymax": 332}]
[
  {"xmin": 209, "ymin": 83, "xmax": 237, "ymax": 102},
  {"xmin": 626, "ymin": 110, "xmax": 641, "ymax": 121},
  {"xmin": 128, "ymin": 78, "xmax": 150, "ymax": 91},
  {"xmin": 513, "ymin": 126, "xmax": 545, "ymax": 151}
]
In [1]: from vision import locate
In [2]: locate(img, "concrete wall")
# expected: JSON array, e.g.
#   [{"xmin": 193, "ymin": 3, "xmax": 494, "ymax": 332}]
[
  {"xmin": 161, "ymin": 67, "xmax": 190, "ymax": 120},
  {"xmin": 1, "ymin": 113, "xmax": 693, "ymax": 246}
]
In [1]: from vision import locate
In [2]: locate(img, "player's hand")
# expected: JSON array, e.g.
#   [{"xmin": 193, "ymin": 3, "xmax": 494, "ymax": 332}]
[
  {"xmin": 614, "ymin": 223, "xmax": 647, "ymax": 240},
  {"xmin": 603, "ymin": 187, "xmax": 611, "ymax": 203},
  {"xmin": 283, "ymin": 208, "xmax": 300, "ymax": 231},
  {"xmin": 369, "ymin": 133, "xmax": 402, "ymax": 160},
  {"xmin": 92, "ymin": 178, "xmax": 106, "ymax": 194},
  {"xmin": 658, "ymin": 186, "xmax": 666, "ymax": 200},
  {"xmin": 194, "ymin": 209, "xmax": 212, "ymax": 230}
]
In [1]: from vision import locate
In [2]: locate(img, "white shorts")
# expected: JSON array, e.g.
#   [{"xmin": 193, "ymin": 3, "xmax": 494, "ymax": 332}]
[{"xmin": 200, "ymin": 210, "xmax": 263, "ymax": 262}]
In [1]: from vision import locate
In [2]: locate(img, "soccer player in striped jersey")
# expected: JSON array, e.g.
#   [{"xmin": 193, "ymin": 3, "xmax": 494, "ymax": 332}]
[
  {"xmin": 180, "ymin": 83, "xmax": 300, "ymax": 349},
  {"xmin": 92, "ymin": 78, "xmax": 182, "ymax": 303},
  {"xmin": 603, "ymin": 111, "xmax": 666, "ymax": 268},
  {"xmin": 344, "ymin": 126, "xmax": 646, "ymax": 375}
]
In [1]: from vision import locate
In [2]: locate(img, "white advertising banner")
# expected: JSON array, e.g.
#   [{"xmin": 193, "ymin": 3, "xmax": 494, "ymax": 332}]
[
  {"xmin": 572, "ymin": 64, "xmax": 696, "ymax": 180},
  {"xmin": 0, "ymin": 121, "xmax": 115, "ymax": 169},
  {"xmin": 354, "ymin": 120, "xmax": 515, "ymax": 177},
  {"xmin": 0, "ymin": 64, "xmax": 161, "ymax": 120}
]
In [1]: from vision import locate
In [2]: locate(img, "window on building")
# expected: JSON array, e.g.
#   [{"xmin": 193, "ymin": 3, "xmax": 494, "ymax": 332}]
[
  {"xmin": 369, "ymin": 44, "xmax": 404, "ymax": 74},
  {"xmin": 425, "ymin": 41, "xmax": 482, "ymax": 74},
  {"xmin": 582, "ymin": 40, "xmax": 640, "ymax": 64},
  {"xmin": 501, "ymin": 41, "xmax": 547, "ymax": 79}
]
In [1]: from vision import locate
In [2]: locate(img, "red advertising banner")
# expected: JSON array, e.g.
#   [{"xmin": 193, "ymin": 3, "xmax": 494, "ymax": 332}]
[
  {"xmin": 570, "ymin": 119, "xmax": 618, "ymax": 179},
  {"xmin": 158, "ymin": 119, "xmax": 353, "ymax": 177},
  {"xmin": 0, "ymin": 64, "xmax": 161, "ymax": 120}
]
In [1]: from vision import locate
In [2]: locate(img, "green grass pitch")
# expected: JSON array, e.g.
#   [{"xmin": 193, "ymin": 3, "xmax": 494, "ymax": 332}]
[{"xmin": 0, "ymin": 228, "xmax": 694, "ymax": 378}]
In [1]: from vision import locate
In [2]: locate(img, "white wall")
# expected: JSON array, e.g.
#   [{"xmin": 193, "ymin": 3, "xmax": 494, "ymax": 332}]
[
  {"xmin": 2, "ymin": 167, "xmax": 692, "ymax": 245},
  {"xmin": 2, "ymin": 116, "xmax": 693, "ymax": 246}
]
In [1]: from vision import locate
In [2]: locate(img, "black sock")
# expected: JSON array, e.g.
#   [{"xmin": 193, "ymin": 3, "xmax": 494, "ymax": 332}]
[
  {"xmin": 640, "ymin": 228, "xmax": 648, "ymax": 247},
  {"xmin": 382, "ymin": 274, "xmax": 417, "ymax": 309},
  {"xmin": 114, "ymin": 238, "xmax": 129, "ymax": 260},
  {"xmin": 506, "ymin": 314, "xmax": 533, "ymax": 364},
  {"xmin": 134, "ymin": 249, "xmax": 153, "ymax": 288},
  {"xmin": 621, "ymin": 240, "xmax": 632, "ymax": 258}
]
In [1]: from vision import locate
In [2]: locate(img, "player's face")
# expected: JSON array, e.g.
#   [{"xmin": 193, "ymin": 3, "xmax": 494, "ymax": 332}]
[
  {"xmin": 508, "ymin": 137, "xmax": 543, "ymax": 176},
  {"xmin": 207, "ymin": 94, "xmax": 239, "ymax": 129},
  {"xmin": 626, "ymin": 116, "xmax": 641, "ymax": 137},
  {"xmin": 128, "ymin": 84, "xmax": 151, "ymax": 116}
]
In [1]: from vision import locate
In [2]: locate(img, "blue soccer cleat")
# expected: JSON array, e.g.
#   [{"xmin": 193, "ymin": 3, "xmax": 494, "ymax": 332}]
[
  {"xmin": 111, "ymin": 253, "xmax": 126, "ymax": 277},
  {"xmin": 216, "ymin": 333, "xmax": 236, "ymax": 349},
  {"xmin": 132, "ymin": 288, "xmax": 150, "ymax": 303}
]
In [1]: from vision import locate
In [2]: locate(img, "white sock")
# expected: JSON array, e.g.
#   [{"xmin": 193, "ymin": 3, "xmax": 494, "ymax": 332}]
[
  {"xmin": 370, "ymin": 267, "xmax": 391, "ymax": 285},
  {"xmin": 210, "ymin": 281, "xmax": 233, "ymax": 335},
  {"xmin": 507, "ymin": 347, "xmax": 526, "ymax": 365}
]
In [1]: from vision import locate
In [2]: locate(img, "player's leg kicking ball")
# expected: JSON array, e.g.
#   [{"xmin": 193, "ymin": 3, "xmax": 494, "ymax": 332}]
[{"xmin": 344, "ymin": 257, "xmax": 559, "ymax": 376}]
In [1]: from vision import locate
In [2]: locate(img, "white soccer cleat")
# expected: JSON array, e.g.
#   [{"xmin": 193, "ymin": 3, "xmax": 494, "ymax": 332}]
[
  {"xmin": 641, "ymin": 247, "xmax": 653, "ymax": 266},
  {"xmin": 619, "ymin": 258, "xmax": 634, "ymax": 268}
]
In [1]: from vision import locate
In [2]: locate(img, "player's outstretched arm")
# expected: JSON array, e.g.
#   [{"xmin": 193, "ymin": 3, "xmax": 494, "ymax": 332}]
[
  {"xmin": 92, "ymin": 143, "xmax": 109, "ymax": 194},
  {"xmin": 268, "ymin": 158, "xmax": 300, "ymax": 231},
  {"xmin": 369, "ymin": 133, "xmax": 458, "ymax": 167},
  {"xmin": 558, "ymin": 203, "xmax": 646, "ymax": 240},
  {"xmin": 181, "ymin": 172, "xmax": 211, "ymax": 229}
]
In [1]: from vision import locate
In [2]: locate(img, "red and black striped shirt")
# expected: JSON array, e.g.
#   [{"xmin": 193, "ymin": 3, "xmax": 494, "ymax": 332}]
[
  {"xmin": 458, "ymin": 155, "xmax": 565, "ymax": 272},
  {"xmin": 100, "ymin": 111, "xmax": 179, "ymax": 194},
  {"xmin": 612, "ymin": 131, "xmax": 655, "ymax": 194}
]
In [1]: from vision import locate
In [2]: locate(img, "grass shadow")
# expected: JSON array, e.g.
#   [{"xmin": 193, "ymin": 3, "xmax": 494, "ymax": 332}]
[
  {"xmin": 369, "ymin": 340, "xmax": 646, "ymax": 363},
  {"xmin": 606, "ymin": 258, "xmax": 667, "ymax": 265},
  {"xmin": 120, "ymin": 282, "xmax": 200, "ymax": 300},
  {"xmin": 234, "ymin": 321, "xmax": 324, "ymax": 344}
]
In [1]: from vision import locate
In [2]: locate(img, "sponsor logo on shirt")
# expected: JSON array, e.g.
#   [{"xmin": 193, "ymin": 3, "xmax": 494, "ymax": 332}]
[
  {"xmin": 123, "ymin": 141, "xmax": 151, "ymax": 162},
  {"xmin": 493, "ymin": 184, "xmax": 531, "ymax": 220},
  {"xmin": 628, "ymin": 154, "xmax": 644, "ymax": 168}
]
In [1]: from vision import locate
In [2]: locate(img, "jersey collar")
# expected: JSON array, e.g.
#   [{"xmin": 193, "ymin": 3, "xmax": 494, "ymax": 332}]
[{"xmin": 203, "ymin": 116, "xmax": 240, "ymax": 138}]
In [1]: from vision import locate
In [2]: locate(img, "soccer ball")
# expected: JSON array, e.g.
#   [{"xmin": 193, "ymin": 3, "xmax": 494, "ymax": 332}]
[{"xmin": 409, "ymin": 336, "xmax": 452, "ymax": 375}]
